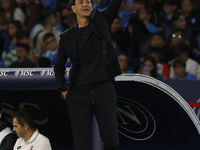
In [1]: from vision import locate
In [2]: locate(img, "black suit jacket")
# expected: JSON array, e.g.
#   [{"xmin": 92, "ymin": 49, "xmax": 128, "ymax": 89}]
[{"xmin": 54, "ymin": 0, "xmax": 122, "ymax": 92}]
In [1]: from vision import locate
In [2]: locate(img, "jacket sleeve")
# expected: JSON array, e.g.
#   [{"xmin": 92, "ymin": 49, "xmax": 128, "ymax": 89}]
[
  {"xmin": 0, "ymin": 133, "xmax": 17, "ymax": 150},
  {"xmin": 54, "ymin": 36, "xmax": 70, "ymax": 92},
  {"xmin": 102, "ymin": 0, "xmax": 123, "ymax": 24}
]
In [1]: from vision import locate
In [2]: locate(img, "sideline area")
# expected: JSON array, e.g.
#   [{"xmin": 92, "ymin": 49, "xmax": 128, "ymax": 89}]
[{"xmin": 1, "ymin": 68, "xmax": 200, "ymax": 149}]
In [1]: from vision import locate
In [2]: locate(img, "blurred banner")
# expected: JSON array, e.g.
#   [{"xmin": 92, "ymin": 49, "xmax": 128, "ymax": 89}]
[{"xmin": 1, "ymin": 69, "xmax": 200, "ymax": 150}]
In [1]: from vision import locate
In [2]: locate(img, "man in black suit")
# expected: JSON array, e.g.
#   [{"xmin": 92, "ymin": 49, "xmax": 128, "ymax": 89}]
[{"xmin": 54, "ymin": 0, "xmax": 122, "ymax": 149}]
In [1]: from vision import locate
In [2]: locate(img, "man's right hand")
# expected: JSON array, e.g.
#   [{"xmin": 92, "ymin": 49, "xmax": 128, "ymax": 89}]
[{"xmin": 61, "ymin": 91, "xmax": 68, "ymax": 100}]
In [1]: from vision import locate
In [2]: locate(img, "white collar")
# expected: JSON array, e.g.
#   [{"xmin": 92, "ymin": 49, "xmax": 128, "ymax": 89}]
[{"xmin": 26, "ymin": 129, "xmax": 39, "ymax": 144}]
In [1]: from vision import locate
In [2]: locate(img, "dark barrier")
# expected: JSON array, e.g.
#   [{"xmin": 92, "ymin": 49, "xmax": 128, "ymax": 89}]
[
  {"xmin": 115, "ymin": 75, "xmax": 200, "ymax": 149},
  {"xmin": 1, "ymin": 68, "xmax": 200, "ymax": 149}
]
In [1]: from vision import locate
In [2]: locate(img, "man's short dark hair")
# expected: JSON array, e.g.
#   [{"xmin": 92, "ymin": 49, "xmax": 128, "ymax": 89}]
[
  {"xmin": 172, "ymin": 59, "xmax": 186, "ymax": 68},
  {"xmin": 43, "ymin": 33, "xmax": 55, "ymax": 42},
  {"xmin": 12, "ymin": 109, "xmax": 36, "ymax": 129},
  {"xmin": 16, "ymin": 43, "xmax": 30, "ymax": 53}
]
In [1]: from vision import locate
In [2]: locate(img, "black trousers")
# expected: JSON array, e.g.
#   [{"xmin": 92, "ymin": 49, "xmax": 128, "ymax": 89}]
[{"xmin": 66, "ymin": 81, "xmax": 119, "ymax": 150}]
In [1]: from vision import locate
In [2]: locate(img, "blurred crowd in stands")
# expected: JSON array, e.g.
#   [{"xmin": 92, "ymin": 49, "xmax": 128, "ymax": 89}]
[{"xmin": 1, "ymin": 0, "xmax": 200, "ymax": 81}]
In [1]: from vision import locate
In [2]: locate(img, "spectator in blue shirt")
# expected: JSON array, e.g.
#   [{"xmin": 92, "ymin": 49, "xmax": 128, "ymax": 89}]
[
  {"xmin": 117, "ymin": 53, "xmax": 134, "ymax": 74},
  {"xmin": 157, "ymin": 0, "xmax": 178, "ymax": 32},
  {"xmin": 138, "ymin": 6, "xmax": 158, "ymax": 34},
  {"xmin": 43, "ymin": 32, "xmax": 71, "ymax": 67},
  {"xmin": 172, "ymin": 58, "xmax": 197, "ymax": 80}
]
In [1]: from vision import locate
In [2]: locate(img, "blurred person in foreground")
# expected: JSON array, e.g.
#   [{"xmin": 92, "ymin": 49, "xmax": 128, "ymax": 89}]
[
  {"xmin": 0, "ymin": 103, "xmax": 17, "ymax": 150},
  {"xmin": 54, "ymin": 0, "xmax": 122, "ymax": 148}
]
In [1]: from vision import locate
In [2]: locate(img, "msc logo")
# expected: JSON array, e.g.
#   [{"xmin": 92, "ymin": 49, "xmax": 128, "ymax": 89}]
[
  {"xmin": 0, "ymin": 70, "xmax": 9, "ymax": 76},
  {"xmin": 15, "ymin": 70, "xmax": 35, "ymax": 76},
  {"xmin": 117, "ymin": 97, "xmax": 156, "ymax": 141},
  {"xmin": 40, "ymin": 70, "xmax": 55, "ymax": 76}
]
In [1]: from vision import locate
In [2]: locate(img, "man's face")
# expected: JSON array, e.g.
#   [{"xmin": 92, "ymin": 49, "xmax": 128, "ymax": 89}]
[
  {"xmin": 151, "ymin": 35, "xmax": 165, "ymax": 48},
  {"xmin": 181, "ymin": 0, "xmax": 193, "ymax": 13},
  {"xmin": 13, "ymin": 118, "xmax": 26, "ymax": 138},
  {"xmin": 8, "ymin": 23, "xmax": 17, "ymax": 36},
  {"xmin": 173, "ymin": 15, "xmax": 186, "ymax": 29},
  {"xmin": 0, "ymin": 0, "xmax": 10, "ymax": 11},
  {"xmin": 171, "ymin": 32, "xmax": 183, "ymax": 46},
  {"xmin": 173, "ymin": 65, "xmax": 185, "ymax": 77},
  {"xmin": 139, "ymin": 8, "xmax": 149, "ymax": 21},
  {"xmin": 16, "ymin": 47, "xmax": 29, "ymax": 63},
  {"xmin": 179, "ymin": 52, "xmax": 188, "ymax": 62},
  {"xmin": 163, "ymin": 4, "xmax": 176, "ymax": 15},
  {"xmin": 111, "ymin": 18, "xmax": 121, "ymax": 32},
  {"xmin": 143, "ymin": 60, "xmax": 154, "ymax": 72},
  {"xmin": 71, "ymin": 0, "xmax": 92, "ymax": 18},
  {"xmin": 118, "ymin": 54, "xmax": 128, "ymax": 70},
  {"xmin": 133, "ymin": 2, "xmax": 144, "ymax": 11},
  {"xmin": 44, "ymin": 37, "xmax": 58, "ymax": 51}
]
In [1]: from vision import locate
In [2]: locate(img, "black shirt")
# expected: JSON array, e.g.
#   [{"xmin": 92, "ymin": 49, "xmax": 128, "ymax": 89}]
[{"xmin": 73, "ymin": 23, "xmax": 104, "ymax": 85}]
